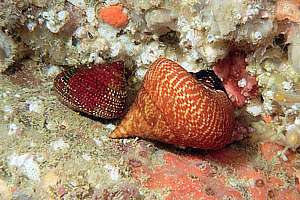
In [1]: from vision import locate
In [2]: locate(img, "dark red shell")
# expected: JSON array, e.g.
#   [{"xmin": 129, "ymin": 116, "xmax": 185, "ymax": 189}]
[{"xmin": 54, "ymin": 61, "xmax": 127, "ymax": 119}]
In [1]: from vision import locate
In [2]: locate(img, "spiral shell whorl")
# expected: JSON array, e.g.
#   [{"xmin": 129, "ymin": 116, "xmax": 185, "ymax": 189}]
[{"xmin": 111, "ymin": 57, "xmax": 235, "ymax": 149}]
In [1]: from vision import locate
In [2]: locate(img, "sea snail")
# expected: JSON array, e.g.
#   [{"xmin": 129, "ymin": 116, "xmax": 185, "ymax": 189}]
[
  {"xmin": 110, "ymin": 57, "xmax": 235, "ymax": 149},
  {"xmin": 54, "ymin": 61, "xmax": 127, "ymax": 119}
]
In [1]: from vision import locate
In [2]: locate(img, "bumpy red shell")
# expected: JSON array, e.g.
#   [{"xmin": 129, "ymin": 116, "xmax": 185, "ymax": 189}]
[
  {"xmin": 110, "ymin": 57, "xmax": 235, "ymax": 149},
  {"xmin": 54, "ymin": 61, "xmax": 127, "ymax": 119}
]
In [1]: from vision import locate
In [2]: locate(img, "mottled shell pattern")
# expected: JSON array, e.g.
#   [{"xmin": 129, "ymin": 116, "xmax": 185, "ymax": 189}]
[
  {"xmin": 110, "ymin": 57, "xmax": 235, "ymax": 149},
  {"xmin": 54, "ymin": 61, "xmax": 127, "ymax": 119}
]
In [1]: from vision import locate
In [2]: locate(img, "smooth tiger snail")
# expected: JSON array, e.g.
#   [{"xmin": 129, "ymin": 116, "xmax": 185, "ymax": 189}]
[{"xmin": 110, "ymin": 57, "xmax": 236, "ymax": 149}]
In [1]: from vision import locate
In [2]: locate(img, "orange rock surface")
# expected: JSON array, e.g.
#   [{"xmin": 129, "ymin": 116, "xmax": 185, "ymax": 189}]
[
  {"xmin": 98, "ymin": 5, "xmax": 129, "ymax": 28},
  {"xmin": 276, "ymin": 0, "xmax": 300, "ymax": 22},
  {"xmin": 130, "ymin": 142, "xmax": 300, "ymax": 199}
]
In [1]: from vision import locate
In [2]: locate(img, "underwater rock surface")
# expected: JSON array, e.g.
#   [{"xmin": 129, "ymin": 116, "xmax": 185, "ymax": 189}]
[{"xmin": 0, "ymin": 0, "xmax": 300, "ymax": 199}]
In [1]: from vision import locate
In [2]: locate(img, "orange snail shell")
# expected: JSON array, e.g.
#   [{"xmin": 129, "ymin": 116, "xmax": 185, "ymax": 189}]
[{"xmin": 110, "ymin": 57, "xmax": 236, "ymax": 149}]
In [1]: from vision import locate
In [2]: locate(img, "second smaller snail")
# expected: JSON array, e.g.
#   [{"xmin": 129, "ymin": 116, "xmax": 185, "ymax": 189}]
[{"xmin": 54, "ymin": 61, "xmax": 127, "ymax": 119}]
